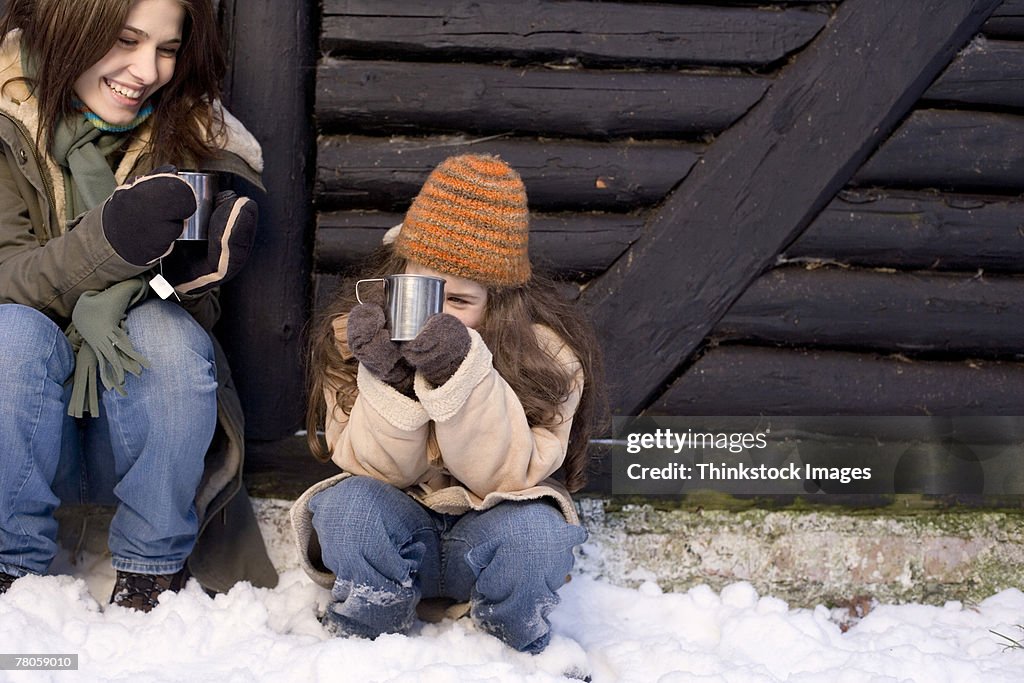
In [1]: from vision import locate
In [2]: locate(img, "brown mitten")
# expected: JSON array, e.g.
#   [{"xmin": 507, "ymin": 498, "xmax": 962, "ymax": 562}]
[
  {"xmin": 402, "ymin": 313, "xmax": 472, "ymax": 386},
  {"xmin": 346, "ymin": 304, "xmax": 414, "ymax": 392}
]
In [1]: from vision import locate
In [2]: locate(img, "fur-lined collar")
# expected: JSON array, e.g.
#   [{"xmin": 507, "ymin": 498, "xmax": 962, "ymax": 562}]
[{"xmin": 0, "ymin": 31, "xmax": 69, "ymax": 220}]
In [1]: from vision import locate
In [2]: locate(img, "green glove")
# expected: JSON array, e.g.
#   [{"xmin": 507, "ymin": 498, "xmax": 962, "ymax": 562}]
[{"xmin": 66, "ymin": 278, "xmax": 151, "ymax": 417}]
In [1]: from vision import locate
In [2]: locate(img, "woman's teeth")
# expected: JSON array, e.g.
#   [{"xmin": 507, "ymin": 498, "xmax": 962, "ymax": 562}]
[{"xmin": 105, "ymin": 79, "xmax": 142, "ymax": 100}]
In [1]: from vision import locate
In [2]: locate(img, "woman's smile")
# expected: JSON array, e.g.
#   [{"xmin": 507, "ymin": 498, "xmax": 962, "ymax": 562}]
[{"xmin": 104, "ymin": 77, "xmax": 146, "ymax": 103}]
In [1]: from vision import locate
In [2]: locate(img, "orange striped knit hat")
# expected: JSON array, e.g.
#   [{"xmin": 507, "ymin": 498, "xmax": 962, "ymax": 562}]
[{"xmin": 395, "ymin": 154, "xmax": 531, "ymax": 286}]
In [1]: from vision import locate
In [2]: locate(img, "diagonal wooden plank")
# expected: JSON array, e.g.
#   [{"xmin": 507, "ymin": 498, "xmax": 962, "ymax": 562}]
[{"xmin": 581, "ymin": 0, "xmax": 1003, "ymax": 415}]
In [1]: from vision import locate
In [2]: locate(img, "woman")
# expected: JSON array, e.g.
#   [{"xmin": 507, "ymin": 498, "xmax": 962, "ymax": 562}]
[
  {"xmin": 294, "ymin": 154, "xmax": 605, "ymax": 663},
  {"xmin": 0, "ymin": 0, "xmax": 276, "ymax": 610}
]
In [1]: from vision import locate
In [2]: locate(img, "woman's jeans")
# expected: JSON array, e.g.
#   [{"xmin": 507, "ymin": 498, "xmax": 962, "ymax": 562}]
[
  {"xmin": 0, "ymin": 301, "xmax": 216, "ymax": 578},
  {"xmin": 309, "ymin": 475, "xmax": 587, "ymax": 653}
]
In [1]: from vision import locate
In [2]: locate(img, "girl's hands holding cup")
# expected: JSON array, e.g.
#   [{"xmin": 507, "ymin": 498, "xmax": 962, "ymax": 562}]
[
  {"xmin": 401, "ymin": 313, "xmax": 471, "ymax": 386},
  {"xmin": 347, "ymin": 303, "xmax": 415, "ymax": 392},
  {"xmin": 348, "ymin": 304, "xmax": 471, "ymax": 390}
]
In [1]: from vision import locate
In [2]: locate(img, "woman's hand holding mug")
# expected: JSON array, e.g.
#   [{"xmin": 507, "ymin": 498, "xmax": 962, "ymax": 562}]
[
  {"xmin": 101, "ymin": 165, "xmax": 196, "ymax": 266},
  {"xmin": 162, "ymin": 189, "xmax": 258, "ymax": 295}
]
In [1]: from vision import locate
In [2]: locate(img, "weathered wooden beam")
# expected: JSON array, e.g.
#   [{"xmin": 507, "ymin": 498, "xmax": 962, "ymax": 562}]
[
  {"xmin": 786, "ymin": 190, "xmax": 1024, "ymax": 272},
  {"xmin": 314, "ymin": 212, "xmax": 397, "ymax": 271},
  {"xmin": 984, "ymin": 0, "xmax": 1024, "ymax": 38},
  {"xmin": 714, "ymin": 267, "xmax": 1024, "ymax": 356},
  {"xmin": 316, "ymin": 59, "xmax": 769, "ymax": 138},
  {"xmin": 654, "ymin": 346, "xmax": 1024, "ymax": 416},
  {"xmin": 321, "ymin": 0, "xmax": 828, "ymax": 66},
  {"xmin": 925, "ymin": 39, "xmax": 1024, "ymax": 108},
  {"xmin": 315, "ymin": 210, "xmax": 643, "ymax": 277},
  {"xmin": 855, "ymin": 109, "xmax": 1024, "ymax": 192},
  {"xmin": 217, "ymin": 0, "xmax": 315, "ymax": 440},
  {"xmin": 315, "ymin": 136, "xmax": 701, "ymax": 212},
  {"xmin": 581, "ymin": 0, "xmax": 1003, "ymax": 416}
]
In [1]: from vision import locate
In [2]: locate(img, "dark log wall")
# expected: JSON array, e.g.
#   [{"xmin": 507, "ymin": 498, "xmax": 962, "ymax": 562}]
[
  {"xmin": 679, "ymin": 0, "xmax": 1024, "ymax": 418},
  {"xmin": 313, "ymin": 0, "xmax": 1023, "ymax": 424},
  {"xmin": 306, "ymin": 0, "xmax": 1024, "ymax": 498},
  {"xmin": 583, "ymin": 0, "xmax": 1016, "ymax": 414},
  {"xmin": 314, "ymin": 0, "xmax": 831, "ymax": 295}
]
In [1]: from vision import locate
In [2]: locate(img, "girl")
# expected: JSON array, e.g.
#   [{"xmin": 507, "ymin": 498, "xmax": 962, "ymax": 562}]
[
  {"xmin": 293, "ymin": 153, "xmax": 605, "ymax": 655},
  {"xmin": 0, "ymin": 0, "xmax": 275, "ymax": 610}
]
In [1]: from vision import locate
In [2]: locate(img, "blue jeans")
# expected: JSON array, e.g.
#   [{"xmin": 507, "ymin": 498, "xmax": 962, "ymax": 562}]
[
  {"xmin": 0, "ymin": 301, "xmax": 216, "ymax": 577},
  {"xmin": 309, "ymin": 475, "xmax": 587, "ymax": 653}
]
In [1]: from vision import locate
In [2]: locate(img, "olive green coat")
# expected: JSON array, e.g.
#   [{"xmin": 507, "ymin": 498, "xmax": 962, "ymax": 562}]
[{"xmin": 0, "ymin": 32, "xmax": 277, "ymax": 592}]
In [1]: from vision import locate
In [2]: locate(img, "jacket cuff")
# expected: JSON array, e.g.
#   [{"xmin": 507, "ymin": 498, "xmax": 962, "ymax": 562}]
[
  {"xmin": 356, "ymin": 363, "xmax": 430, "ymax": 431},
  {"xmin": 415, "ymin": 328, "xmax": 493, "ymax": 423},
  {"xmin": 76, "ymin": 204, "xmax": 150, "ymax": 278}
]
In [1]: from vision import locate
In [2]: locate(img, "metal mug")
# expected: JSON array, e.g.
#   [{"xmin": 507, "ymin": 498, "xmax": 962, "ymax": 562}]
[
  {"xmin": 355, "ymin": 274, "xmax": 445, "ymax": 341},
  {"xmin": 176, "ymin": 171, "xmax": 218, "ymax": 240}
]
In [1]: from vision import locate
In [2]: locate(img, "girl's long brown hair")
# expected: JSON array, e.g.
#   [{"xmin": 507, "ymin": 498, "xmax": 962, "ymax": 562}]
[
  {"xmin": 0, "ymin": 0, "xmax": 226, "ymax": 166},
  {"xmin": 306, "ymin": 248, "xmax": 608, "ymax": 493}
]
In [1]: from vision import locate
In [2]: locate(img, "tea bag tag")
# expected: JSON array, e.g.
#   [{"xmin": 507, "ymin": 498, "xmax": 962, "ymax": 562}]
[{"xmin": 149, "ymin": 273, "xmax": 177, "ymax": 300}]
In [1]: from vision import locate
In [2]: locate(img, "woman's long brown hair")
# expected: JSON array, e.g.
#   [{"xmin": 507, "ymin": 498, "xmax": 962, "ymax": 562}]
[
  {"xmin": 0, "ymin": 0, "xmax": 226, "ymax": 166},
  {"xmin": 306, "ymin": 247, "xmax": 608, "ymax": 493}
]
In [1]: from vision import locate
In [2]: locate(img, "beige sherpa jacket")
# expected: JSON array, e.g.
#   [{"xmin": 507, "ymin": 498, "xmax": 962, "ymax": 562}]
[{"xmin": 291, "ymin": 315, "xmax": 583, "ymax": 588}]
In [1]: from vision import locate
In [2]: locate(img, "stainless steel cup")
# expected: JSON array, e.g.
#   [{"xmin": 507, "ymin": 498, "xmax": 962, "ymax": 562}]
[
  {"xmin": 356, "ymin": 274, "xmax": 445, "ymax": 341},
  {"xmin": 176, "ymin": 171, "xmax": 217, "ymax": 240}
]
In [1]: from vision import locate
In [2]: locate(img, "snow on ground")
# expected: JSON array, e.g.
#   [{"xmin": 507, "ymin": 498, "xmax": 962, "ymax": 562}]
[{"xmin": 1, "ymin": 504, "xmax": 1023, "ymax": 682}]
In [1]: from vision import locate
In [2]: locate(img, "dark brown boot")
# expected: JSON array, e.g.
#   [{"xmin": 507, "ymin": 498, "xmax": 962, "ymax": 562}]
[
  {"xmin": 0, "ymin": 572, "xmax": 16, "ymax": 594},
  {"xmin": 109, "ymin": 568, "xmax": 189, "ymax": 612}
]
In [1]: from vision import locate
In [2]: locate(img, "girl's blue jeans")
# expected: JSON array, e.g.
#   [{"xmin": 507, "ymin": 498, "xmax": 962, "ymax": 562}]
[
  {"xmin": 0, "ymin": 301, "xmax": 216, "ymax": 578},
  {"xmin": 309, "ymin": 475, "xmax": 587, "ymax": 653}
]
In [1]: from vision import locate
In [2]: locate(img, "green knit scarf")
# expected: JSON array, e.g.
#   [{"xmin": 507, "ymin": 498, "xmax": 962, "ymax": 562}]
[
  {"xmin": 49, "ymin": 109, "xmax": 156, "ymax": 417},
  {"xmin": 49, "ymin": 115, "xmax": 125, "ymax": 221}
]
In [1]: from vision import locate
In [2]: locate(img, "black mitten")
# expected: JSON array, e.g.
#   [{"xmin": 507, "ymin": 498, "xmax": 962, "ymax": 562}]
[
  {"xmin": 102, "ymin": 166, "xmax": 196, "ymax": 266},
  {"xmin": 347, "ymin": 303, "xmax": 415, "ymax": 390},
  {"xmin": 402, "ymin": 313, "xmax": 472, "ymax": 386},
  {"xmin": 163, "ymin": 191, "xmax": 258, "ymax": 295}
]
